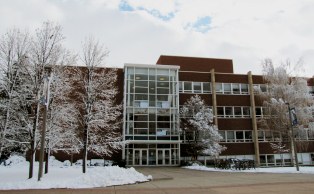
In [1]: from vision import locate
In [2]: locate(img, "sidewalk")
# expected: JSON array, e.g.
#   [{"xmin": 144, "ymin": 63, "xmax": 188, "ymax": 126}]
[{"xmin": 1, "ymin": 167, "xmax": 314, "ymax": 194}]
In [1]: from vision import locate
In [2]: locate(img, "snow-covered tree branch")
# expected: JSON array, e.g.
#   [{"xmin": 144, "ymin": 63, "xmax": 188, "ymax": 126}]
[{"xmin": 180, "ymin": 95, "xmax": 226, "ymax": 160}]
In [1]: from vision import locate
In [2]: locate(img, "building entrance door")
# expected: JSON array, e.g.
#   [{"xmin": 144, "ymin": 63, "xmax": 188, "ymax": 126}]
[
  {"xmin": 134, "ymin": 149, "xmax": 148, "ymax": 165},
  {"xmin": 157, "ymin": 149, "xmax": 171, "ymax": 165}
]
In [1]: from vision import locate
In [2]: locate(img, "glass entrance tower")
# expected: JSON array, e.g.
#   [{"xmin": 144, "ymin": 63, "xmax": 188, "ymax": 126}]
[{"xmin": 123, "ymin": 64, "xmax": 180, "ymax": 166}]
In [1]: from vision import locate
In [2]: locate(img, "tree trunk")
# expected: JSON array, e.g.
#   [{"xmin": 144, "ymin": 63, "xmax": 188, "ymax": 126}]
[
  {"xmin": 82, "ymin": 125, "xmax": 88, "ymax": 173},
  {"xmin": 45, "ymin": 148, "xmax": 50, "ymax": 174},
  {"xmin": 29, "ymin": 102, "xmax": 40, "ymax": 179}
]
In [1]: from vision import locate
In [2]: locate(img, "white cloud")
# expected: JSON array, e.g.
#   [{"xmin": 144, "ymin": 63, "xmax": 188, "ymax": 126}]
[{"xmin": 0, "ymin": 0, "xmax": 313, "ymax": 76}]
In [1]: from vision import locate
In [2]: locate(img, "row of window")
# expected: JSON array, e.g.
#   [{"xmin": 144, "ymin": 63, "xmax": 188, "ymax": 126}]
[
  {"xmin": 258, "ymin": 129, "xmax": 314, "ymax": 142},
  {"xmin": 179, "ymin": 106, "xmax": 268, "ymax": 118},
  {"xmin": 179, "ymin": 81, "xmax": 269, "ymax": 95},
  {"xmin": 218, "ymin": 130, "xmax": 253, "ymax": 143}
]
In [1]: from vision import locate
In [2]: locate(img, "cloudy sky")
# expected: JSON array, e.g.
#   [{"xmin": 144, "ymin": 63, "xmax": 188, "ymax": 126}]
[{"xmin": 1, "ymin": 0, "xmax": 314, "ymax": 76}]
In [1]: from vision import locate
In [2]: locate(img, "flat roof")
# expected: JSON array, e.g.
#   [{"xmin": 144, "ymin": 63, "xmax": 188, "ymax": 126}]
[{"xmin": 124, "ymin": 63, "xmax": 180, "ymax": 70}]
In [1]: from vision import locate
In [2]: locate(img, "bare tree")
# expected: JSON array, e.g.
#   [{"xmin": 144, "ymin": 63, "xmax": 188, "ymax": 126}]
[
  {"xmin": 71, "ymin": 37, "xmax": 123, "ymax": 173},
  {"xmin": 258, "ymin": 59, "xmax": 314, "ymax": 169},
  {"xmin": 180, "ymin": 95, "xmax": 226, "ymax": 160},
  {"xmin": 270, "ymin": 138, "xmax": 289, "ymax": 166},
  {"xmin": 23, "ymin": 21, "xmax": 67, "ymax": 179}
]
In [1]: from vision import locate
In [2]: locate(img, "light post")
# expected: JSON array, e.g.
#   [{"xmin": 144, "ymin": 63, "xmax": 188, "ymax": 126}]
[
  {"xmin": 38, "ymin": 70, "xmax": 52, "ymax": 181},
  {"xmin": 286, "ymin": 102, "xmax": 300, "ymax": 171}
]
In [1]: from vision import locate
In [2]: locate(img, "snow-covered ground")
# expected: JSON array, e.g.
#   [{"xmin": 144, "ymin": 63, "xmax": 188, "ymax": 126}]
[
  {"xmin": 184, "ymin": 163, "xmax": 314, "ymax": 174},
  {"xmin": 0, "ymin": 155, "xmax": 151, "ymax": 190}
]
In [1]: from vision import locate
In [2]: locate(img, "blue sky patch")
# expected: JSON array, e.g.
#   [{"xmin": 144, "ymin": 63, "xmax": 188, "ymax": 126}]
[
  {"xmin": 188, "ymin": 16, "xmax": 212, "ymax": 33},
  {"xmin": 119, "ymin": 0, "xmax": 134, "ymax": 12},
  {"xmin": 138, "ymin": 7, "xmax": 175, "ymax": 21}
]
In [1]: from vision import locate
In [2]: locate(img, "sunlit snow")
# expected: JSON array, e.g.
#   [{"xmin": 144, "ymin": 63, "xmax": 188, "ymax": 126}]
[
  {"xmin": 0, "ymin": 155, "xmax": 151, "ymax": 190},
  {"xmin": 184, "ymin": 163, "xmax": 314, "ymax": 174}
]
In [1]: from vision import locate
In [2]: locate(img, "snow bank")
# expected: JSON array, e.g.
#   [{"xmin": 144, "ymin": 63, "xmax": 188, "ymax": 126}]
[
  {"xmin": 0, "ymin": 155, "xmax": 151, "ymax": 190},
  {"xmin": 184, "ymin": 165, "xmax": 314, "ymax": 174}
]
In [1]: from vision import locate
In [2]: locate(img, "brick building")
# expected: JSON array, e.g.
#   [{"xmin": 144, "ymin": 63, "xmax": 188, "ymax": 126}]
[{"xmin": 121, "ymin": 55, "xmax": 314, "ymax": 167}]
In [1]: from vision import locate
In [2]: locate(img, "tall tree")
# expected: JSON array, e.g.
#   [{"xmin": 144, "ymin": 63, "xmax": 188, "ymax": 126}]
[
  {"xmin": 25, "ymin": 21, "xmax": 66, "ymax": 179},
  {"xmin": 0, "ymin": 28, "xmax": 30, "ymax": 156},
  {"xmin": 180, "ymin": 95, "xmax": 226, "ymax": 160},
  {"xmin": 43, "ymin": 55, "xmax": 81, "ymax": 173},
  {"xmin": 258, "ymin": 59, "xmax": 314, "ymax": 169},
  {"xmin": 71, "ymin": 37, "xmax": 123, "ymax": 173}
]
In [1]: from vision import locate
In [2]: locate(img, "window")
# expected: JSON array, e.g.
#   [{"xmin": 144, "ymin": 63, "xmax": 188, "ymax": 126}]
[
  {"xmin": 258, "ymin": 131, "xmax": 265, "ymax": 141},
  {"xmin": 234, "ymin": 107, "xmax": 242, "ymax": 117},
  {"xmin": 232, "ymin": 83, "xmax": 240, "ymax": 94},
  {"xmin": 219, "ymin": 130, "xmax": 253, "ymax": 143},
  {"xmin": 242, "ymin": 107, "xmax": 251, "ymax": 117},
  {"xmin": 215, "ymin": 83, "xmax": 223, "ymax": 93},
  {"xmin": 236, "ymin": 131, "xmax": 244, "ymax": 142},
  {"xmin": 224, "ymin": 83, "xmax": 231, "ymax": 94},
  {"xmin": 225, "ymin": 107, "xmax": 233, "ymax": 117},
  {"xmin": 184, "ymin": 82, "xmax": 192, "ymax": 93},
  {"xmin": 216, "ymin": 106, "xmax": 251, "ymax": 118},
  {"xmin": 244, "ymin": 131, "xmax": 252, "ymax": 142},
  {"xmin": 227, "ymin": 131, "xmax": 235, "ymax": 142},
  {"xmin": 217, "ymin": 107, "xmax": 224, "ymax": 117},
  {"xmin": 240, "ymin": 84, "xmax": 248, "ymax": 94},
  {"xmin": 203, "ymin": 83, "xmax": 211, "ymax": 93},
  {"xmin": 255, "ymin": 107, "xmax": 262, "ymax": 117},
  {"xmin": 219, "ymin": 131, "xmax": 226, "ymax": 142},
  {"xmin": 179, "ymin": 81, "xmax": 211, "ymax": 94},
  {"xmin": 193, "ymin": 82, "xmax": 202, "ymax": 93}
]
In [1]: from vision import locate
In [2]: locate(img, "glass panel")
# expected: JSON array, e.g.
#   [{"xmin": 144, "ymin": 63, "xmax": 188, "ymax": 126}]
[
  {"xmin": 193, "ymin": 82, "xmax": 202, "ymax": 93},
  {"xmin": 184, "ymin": 82, "xmax": 192, "ymax": 92},
  {"xmin": 135, "ymin": 87, "xmax": 148, "ymax": 93},
  {"xmin": 157, "ymin": 69, "xmax": 169, "ymax": 75},
  {"xmin": 149, "ymin": 95, "xmax": 155, "ymax": 107},
  {"xmin": 149, "ymin": 150, "xmax": 156, "ymax": 165},
  {"xmin": 158, "ymin": 150, "xmax": 163, "ymax": 165},
  {"xmin": 203, "ymin": 82, "xmax": 211, "ymax": 93},
  {"xmin": 179, "ymin": 82, "xmax": 183, "ymax": 92},
  {"xmin": 267, "ymin": 155, "xmax": 275, "ymax": 164},
  {"xmin": 227, "ymin": 131, "xmax": 235, "ymax": 142},
  {"xmin": 245, "ymin": 131, "xmax": 252, "ymax": 141},
  {"xmin": 215, "ymin": 83, "xmax": 223, "ymax": 93},
  {"xmin": 265, "ymin": 131, "xmax": 273, "ymax": 141},
  {"xmin": 260, "ymin": 84, "xmax": 267, "ymax": 92},
  {"xmin": 258, "ymin": 131, "xmax": 265, "ymax": 141},
  {"xmin": 171, "ymin": 149, "xmax": 177, "ymax": 165},
  {"xmin": 134, "ymin": 150, "xmax": 140, "ymax": 165},
  {"xmin": 224, "ymin": 83, "xmax": 231, "ymax": 94},
  {"xmin": 149, "ymin": 81, "xmax": 156, "ymax": 94},
  {"xmin": 219, "ymin": 131, "xmax": 225, "ymax": 142},
  {"xmin": 149, "ymin": 69, "xmax": 156, "ymax": 80},
  {"xmin": 217, "ymin": 107, "xmax": 224, "ymax": 117},
  {"xmin": 236, "ymin": 131, "xmax": 244, "ymax": 142},
  {"xmin": 255, "ymin": 107, "xmax": 262, "ymax": 116},
  {"xmin": 142, "ymin": 150, "xmax": 147, "ymax": 165},
  {"xmin": 234, "ymin": 107, "xmax": 242, "ymax": 117},
  {"xmin": 225, "ymin": 107, "xmax": 233, "ymax": 117},
  {"xmin": 241, "ymin": 84, "xmax": 248, "ymax": 94},
  {"xmin": 149, "ymin": 122, "xmax": 156, "ymax": 135},
  {"xmin": 157, "ymin": 88, "xmax": 169, "ymax": 94},
  {"xmin": 135, "ymin": 94, "xmax": 148, "ymax": 100},
  {"xmin": 260, "ymin": 155, "xmax": 266, "ymax": 164},
  {"xmin": 135, "ymin": 68, "xmax": 148, "ymax": 74},
  {"xmin": 242, "ymin": 107, "xmax": 251, "ymax": 117},
  {"xmin": 165, "ymin": 150, "xmax": 170, "ymax": 165},
  {"xmin": 157, "ymin": 81, "xmax": 169, "ymax": 87},
  {"xmin": 232, "ymin": 83, "xmax": 240, "ymax": 94}
]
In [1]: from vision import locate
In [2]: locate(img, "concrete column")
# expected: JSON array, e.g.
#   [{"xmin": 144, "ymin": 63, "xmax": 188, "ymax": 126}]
[
  {"xmin": 248, "ymin": 71, "xmax": 260, "ymax": 166},
  {"xmin": 211, "ymin": 69, "xmax": 218, "ymax": 126}
]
